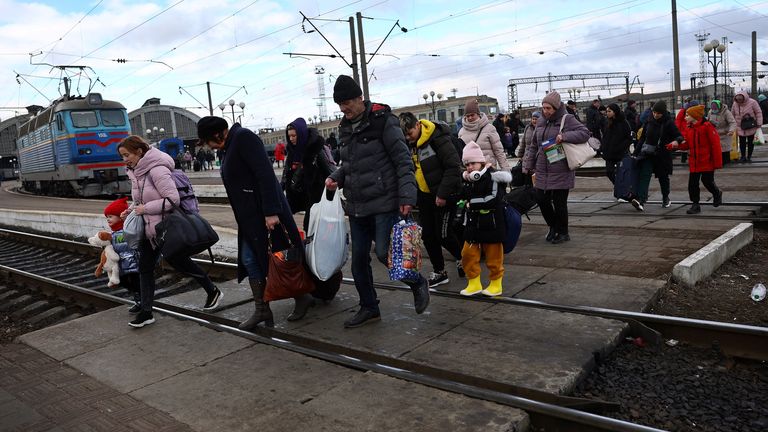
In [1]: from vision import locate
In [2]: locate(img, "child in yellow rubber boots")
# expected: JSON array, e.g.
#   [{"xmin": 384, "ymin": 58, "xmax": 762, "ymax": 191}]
[{"xmin": 459, "ymin": 141, "xmax": 511, "ymax": 296}]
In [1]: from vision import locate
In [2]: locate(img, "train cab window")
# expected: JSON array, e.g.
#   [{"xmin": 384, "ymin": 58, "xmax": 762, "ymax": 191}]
[
  {"xmin": 100, "ymin": 110, "xmax": 126, "ymax": 127},
  {"xmin": 56, "ymin": 114, "xmax": 64, "ymax": 132},
  {"xmin": 71, "ymin": 111, "xmax": 98, "ymax": 128}
]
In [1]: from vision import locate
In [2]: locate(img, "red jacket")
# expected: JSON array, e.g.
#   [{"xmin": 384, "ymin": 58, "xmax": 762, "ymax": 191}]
[
  {"xmin": 678, "ymin": 119, "xmax": 723, "ymax": 173},
  {"xmin": 274, "ymin": 142, "xmax": 286, "ymax": 161}
]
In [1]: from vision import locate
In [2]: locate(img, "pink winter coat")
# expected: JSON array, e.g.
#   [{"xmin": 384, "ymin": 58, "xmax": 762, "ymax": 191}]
[
  {"xmin": 127, "ymin": 147, "xmax": 180, "ymax": 244},
  {"xmin": 731, "ymin": 90, "xmax": 763, "ymax": 137},
  {"xmin": 459, "ymin": 112, "xmax": 510, "ymax": 170}
]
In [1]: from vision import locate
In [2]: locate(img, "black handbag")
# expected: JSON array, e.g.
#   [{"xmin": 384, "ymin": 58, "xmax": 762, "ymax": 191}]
[
  {"xmin": 741, "ymin": 114, "xmax": 758, "ymax": 130},
  {"xmin": 640, "ymin": 143, "xmax": 657, "ymax": 156},
  {"xmin": 154, "ymin": 198, "xmax": 219, "ymax": 261},
  {"xmin": 504, "ymin": 185, "xmax": 538, "ymax": 216}
]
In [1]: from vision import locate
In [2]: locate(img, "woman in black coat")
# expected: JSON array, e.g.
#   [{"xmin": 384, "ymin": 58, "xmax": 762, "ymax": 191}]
[
  {"xmin": 632, "ymin": 101, "xmax": 683, "ymax": 210},
  {"xmin": 197, "ymin": 117, "xmax": 313, "ymax": 330},
  {"xmin": 601, "ymin": 103, "xmax": 632, "ymax": 185},
  {"xmin": 282, "ymin": 117, "xmax": 336, "ymax": 232}
]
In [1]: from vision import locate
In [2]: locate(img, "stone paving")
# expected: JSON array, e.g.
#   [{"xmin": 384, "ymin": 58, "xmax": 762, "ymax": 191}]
[{"xmin": 0, "ymin": 343, "xmax": 194, "ymax": 432}]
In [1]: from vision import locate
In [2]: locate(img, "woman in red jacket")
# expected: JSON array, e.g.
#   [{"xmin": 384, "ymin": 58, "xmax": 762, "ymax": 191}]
[{"xmin": 667, "ymin": 105, "xmax": 723, "ymax": 214}]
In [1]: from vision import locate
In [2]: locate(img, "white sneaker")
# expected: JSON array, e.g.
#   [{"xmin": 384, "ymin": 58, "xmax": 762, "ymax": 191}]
[
  {"xmin": 427, "ymin": 271, "xmax": 449, "ymax": 287},
  {"xmin": 631, "ymin": 198, "xmax": 644, "ymax": 212}
]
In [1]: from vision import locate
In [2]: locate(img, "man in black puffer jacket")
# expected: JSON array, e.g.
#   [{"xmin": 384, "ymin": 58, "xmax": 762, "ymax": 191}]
[
  {"xmin": 399, "ymin": 112, "xmax": 464, "ymax": 288},
  {"xmin": 326, "ymin": 76, "xmax": 429, "ymax": 328}
]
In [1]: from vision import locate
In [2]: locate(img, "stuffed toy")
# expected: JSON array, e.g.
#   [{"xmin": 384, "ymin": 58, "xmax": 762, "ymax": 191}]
[{"xmin": 89, "ymin": 231, "xmax": 121, "ymax": 287}]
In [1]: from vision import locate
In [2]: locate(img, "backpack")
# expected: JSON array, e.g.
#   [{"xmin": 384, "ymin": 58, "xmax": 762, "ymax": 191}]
[
  {"xmin": 502, "ymin": 204, "xmax": 522, "ymax": 254},
  {"xmin": 433, "ymin": 120, "xmax": 465, "ymax": 157},
  {"xmin": 156, "ymin": 168, "xmax": 199, "ymax": 214}
]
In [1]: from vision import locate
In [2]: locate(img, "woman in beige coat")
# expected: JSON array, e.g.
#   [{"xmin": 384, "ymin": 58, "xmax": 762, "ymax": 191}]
[
  {"xmin": 708, "ymin": 100, "xmax": 736, "ymax": 166},
  {"xmin": 458, "ymin": 99, "xmax": 510, "ymax": 170}
]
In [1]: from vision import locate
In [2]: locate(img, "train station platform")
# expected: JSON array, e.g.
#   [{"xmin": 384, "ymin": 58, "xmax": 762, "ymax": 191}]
[
  {"xmin": 7, "ymin": 307, "xmax": 528, "ymax": 431},
  {"xmin": 0, "ymin": 145, "xmax": 765, "ymax": 430}
]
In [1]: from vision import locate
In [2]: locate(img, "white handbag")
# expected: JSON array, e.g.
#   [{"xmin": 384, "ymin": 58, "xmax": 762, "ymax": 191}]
[{"xmin": 560, "ymin": 114, "xmax": 598, "ymax": 170}]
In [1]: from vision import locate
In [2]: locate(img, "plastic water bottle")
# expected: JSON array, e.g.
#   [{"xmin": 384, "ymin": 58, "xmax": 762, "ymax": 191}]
[{"xmin": 751, "ymin": 283, "xmax": 766, "ymax": 302}]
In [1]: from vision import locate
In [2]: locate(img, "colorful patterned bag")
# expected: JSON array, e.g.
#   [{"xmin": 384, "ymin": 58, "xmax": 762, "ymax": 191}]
[{"xmin": 387, "ymin": 218, "xmax": 423, "ymax": 281}]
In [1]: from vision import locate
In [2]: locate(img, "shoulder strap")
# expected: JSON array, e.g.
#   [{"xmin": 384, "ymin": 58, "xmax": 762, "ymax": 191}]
[
  {"xmin": 559, "ymin": 113, "xmax": 569, "ymax": 133},
  {"xmin": 475, "ymin": 124, "xmax": 485, "ymax": 143}
]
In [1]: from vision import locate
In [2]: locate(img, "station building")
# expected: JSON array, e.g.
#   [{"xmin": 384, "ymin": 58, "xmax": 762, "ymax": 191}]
[{"xmin": 127, "ymin": 98, "xmax": 201, "ymax": 149}]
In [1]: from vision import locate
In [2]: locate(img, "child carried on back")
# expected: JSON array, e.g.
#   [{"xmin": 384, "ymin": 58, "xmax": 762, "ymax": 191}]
[{"xmin": 458, "ymin": 141, "xmax": 511, "ymax": 297}]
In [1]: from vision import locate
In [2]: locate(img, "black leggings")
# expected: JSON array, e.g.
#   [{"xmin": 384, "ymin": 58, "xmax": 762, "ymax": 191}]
[
  {"xmin": 536, "ymin": 189, "xmax": 570, "ymax": 235},
  {"xmin": 688, "ymin": 171, "xmax": 719, "ymax": 204},
  {"xmin": 138, "ymin": 239, "xmax": 216, "ymax": 312},
  {"xmin": 739, "ymin": 134, "xmax": 755, "ymax": 160},
  {"xmin": 605, "ymin": 159, "xmax": 620, "ymax": 185},
  {"xmin": 417, "ymin": 191, "xmax": 462, "ymax": 272}
]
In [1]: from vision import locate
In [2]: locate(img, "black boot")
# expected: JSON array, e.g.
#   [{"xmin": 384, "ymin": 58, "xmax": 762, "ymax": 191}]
[
  {"xmin": 287, "ymin": 294, "xmax": 315, "ymax": 321},
  {"xmin": 713, "ymin": 189, "xmax": 723, "ymax": 207},
  {"xmin": 545, "ymin": 227, "xmax": 556, "ymax": 242},
  {"xmin": 686, "ymin": 204, "xmax": 701, "ymax": 214},
  {"xmin": 239, "ymin": 279, "xmax": 273, "ymax": 330},
  {"xmin": 406, "ymin": 275, "xmax": 430, "ymax": 314}
]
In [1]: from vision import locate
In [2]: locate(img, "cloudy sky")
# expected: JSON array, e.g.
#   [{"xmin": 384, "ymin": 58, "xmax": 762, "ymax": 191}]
[{"xmin": 1, "ymin": 0, "xmax": 767, "ymax": 131}]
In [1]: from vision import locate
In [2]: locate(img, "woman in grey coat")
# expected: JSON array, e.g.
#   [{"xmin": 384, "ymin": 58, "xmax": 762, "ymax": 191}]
[
  {"xmin": 708, "ymin": 100, "xmax": 736, "ymax": 166},
  {"xmin": 522, "ymin": 91, "xmax": 590, "ymax": 244}
]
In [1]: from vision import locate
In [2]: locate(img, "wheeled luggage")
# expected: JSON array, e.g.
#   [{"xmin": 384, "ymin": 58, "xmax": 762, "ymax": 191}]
[{"xmin": 613, "ymin": 155, "xmax": 638, "ymax": 199}]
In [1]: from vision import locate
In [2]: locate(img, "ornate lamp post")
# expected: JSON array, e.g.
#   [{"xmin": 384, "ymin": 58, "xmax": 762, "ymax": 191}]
[
  {"xmin": 145, "ymin": 126, "xmax": 165, "ymax": 142},
  {"xmin": 422, "ymin": 91, "xmax": 443, "ymax": 120},
  {"xmin": 703, "ymin": 38, "xmax": 726, "ymax": 101}
]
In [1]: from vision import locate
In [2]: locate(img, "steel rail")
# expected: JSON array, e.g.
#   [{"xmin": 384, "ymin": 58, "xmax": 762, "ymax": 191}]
[
  {"xmin": 0, "ymin": 261, "xmax": 665, "ymax": 432},
  {"xmin": 3, "ymin": 228, "xmax": 766, "ymax": 360},
  {"xmin": 363, "ymin": 279, "xmax": 768, "ymax": 361}
]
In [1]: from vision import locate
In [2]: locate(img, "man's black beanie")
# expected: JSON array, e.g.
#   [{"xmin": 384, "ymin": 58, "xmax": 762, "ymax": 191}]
[{"xmin": 333, "ymin": 75, "xmax": 363, "ymax": 103}]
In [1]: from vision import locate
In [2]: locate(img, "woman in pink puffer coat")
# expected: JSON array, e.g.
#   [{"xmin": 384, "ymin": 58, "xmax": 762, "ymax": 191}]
[
  {"xmin": 118, "ymin": 136, "xmax": 221, "ymax": 328},
  {"xmin": 731, "ymin": 90, "xmax": 763, "ymax": 163}
]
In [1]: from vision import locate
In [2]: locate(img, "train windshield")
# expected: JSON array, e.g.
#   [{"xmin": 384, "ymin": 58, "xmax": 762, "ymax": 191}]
[
  {"xmin": 101, "ymin": 109, "xmax": 126, "ymax": 127},
  {"xmin": 71, "ymin": 111, "xmax": 98, "ymax": 128}
]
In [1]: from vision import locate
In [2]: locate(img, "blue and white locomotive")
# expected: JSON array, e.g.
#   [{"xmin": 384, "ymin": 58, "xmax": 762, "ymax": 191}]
[{"xmin": 16, "ymin": 92, "xmax": 131, "ymax": 196}]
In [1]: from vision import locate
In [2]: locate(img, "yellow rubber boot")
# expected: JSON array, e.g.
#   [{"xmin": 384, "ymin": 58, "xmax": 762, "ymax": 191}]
[
  {"xmin": 482, "ymin": 278, "xmax": 503, "ymax": 297},
  {"xmin": 460, "ymin": 277, "xmax": 483, "ymax": 296}
]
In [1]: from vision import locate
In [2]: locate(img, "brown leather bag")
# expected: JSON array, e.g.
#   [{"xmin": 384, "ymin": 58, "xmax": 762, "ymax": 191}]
[{"xmin": 264, "ymin": 227, "xmax": 315, "ymax": 302}]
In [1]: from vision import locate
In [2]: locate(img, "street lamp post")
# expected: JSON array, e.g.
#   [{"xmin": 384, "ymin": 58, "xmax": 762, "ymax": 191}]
[
  {"xmin": 422, "ymin": 91, "xmax": 443, "ymax": 121},
  {"xmin": 220, "ymin": 100, "xmax": 245, "ymax": 123},
  {"xmin": 703, "ymin": 38, "xmax": 726, "ymax": 101},
  {"xmin": 145, "ymin": 126, "xmax": 165, "ymax": 143}
]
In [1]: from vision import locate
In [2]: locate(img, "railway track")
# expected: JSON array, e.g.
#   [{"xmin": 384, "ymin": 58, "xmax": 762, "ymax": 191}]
[{"xmin": 1, "ymin": 228, "xmax": 767, "ymax": 431}]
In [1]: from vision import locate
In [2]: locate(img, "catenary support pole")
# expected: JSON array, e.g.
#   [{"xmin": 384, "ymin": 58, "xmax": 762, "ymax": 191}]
[
  {"xmin": 752, "ymin": 31, "xmax": 758, "ymax": 97},
  {"xmin": 671, "ymin": 0, "xmax": 682, "ymax": 109},
  {"xmin": 206, "ymin": 82, "xmax": 213, "ymax": 116},
  {"xmin": 349, "ymin": 17, "xmax": 360, "ymax": 85},
  {"xmin": 356, "ymin": 12, "xmax": 369, "ymax": 101}
]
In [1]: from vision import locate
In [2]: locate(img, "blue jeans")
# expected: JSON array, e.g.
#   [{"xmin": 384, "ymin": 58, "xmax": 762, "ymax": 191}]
[
  {"xmin": 348, "ymin": 211, "xmax": 399, "ymax": 312},
  {"xmin": 240, "ymin": 240, "xmax": 264, "ymax": 282}
]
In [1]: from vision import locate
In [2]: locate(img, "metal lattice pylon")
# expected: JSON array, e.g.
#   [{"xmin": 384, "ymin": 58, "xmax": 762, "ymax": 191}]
[
  {"xmin": 695, "ymin": 31, "xmax": 710, "ymax": 87},
  {"xmin": 315, "ymin": 66, "xmax": 327, "ymax": 121}
]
